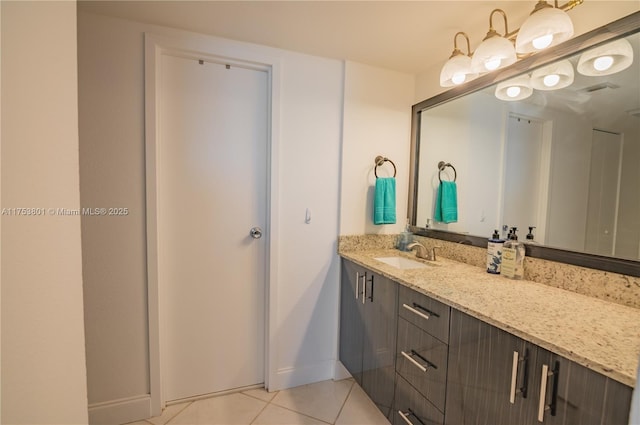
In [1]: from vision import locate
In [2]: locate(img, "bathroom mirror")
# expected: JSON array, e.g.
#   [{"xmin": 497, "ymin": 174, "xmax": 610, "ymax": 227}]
[{"xmin": 409, "ymin": 12, "xmax": 640, "ymax": 276}]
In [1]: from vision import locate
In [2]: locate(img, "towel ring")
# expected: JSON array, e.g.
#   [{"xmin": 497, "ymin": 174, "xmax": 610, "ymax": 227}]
[
  {"xmin": 438, "ymin": 161, "xmax": 457, "ymax": 182},
  {"xmin": 374, "ymin": 156, "xmax": 397, "ymax": 178}
]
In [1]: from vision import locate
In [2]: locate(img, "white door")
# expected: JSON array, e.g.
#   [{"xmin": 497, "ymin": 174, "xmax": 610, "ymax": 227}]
[
  {"xmin": 502, "ymin": 115, "xmax": 548, "ymax": 242},
  {"xmin": 157, "ymin": 53, "xmax": 268, "ymax": 401},
  {"xmin": 584, "ymin": 129, "xmax": 623, "ymax": 256}
]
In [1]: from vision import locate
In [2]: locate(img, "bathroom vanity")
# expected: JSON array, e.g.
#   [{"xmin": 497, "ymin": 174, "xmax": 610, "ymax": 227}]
[{"xmin": 338, "ymin": 242, "xmax": 639, "ymax": 425}]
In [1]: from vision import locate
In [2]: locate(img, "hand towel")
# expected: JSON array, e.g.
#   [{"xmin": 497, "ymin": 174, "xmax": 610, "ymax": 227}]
[
  {"xmin": 434, "ymin": 181, "xmax": 458, "ymax": 223},
  {"xmin": 374, "ymin": 177, "xmax": 396, "ymax": 225}
]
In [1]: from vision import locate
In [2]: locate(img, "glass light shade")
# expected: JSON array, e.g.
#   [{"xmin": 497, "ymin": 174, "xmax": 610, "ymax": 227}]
[
  {"xmin": 530, "ymin": 59, "xmax": 574, "ymax": 91},
  {"xmin": 440, "ymin": 54, "xmax": 478, "ymax": 87},
  {"xmin": 471, "ymin": 35, "xmax": 517, "ymax": 73},
  {"xmin": 515, "ymin": 6, "xmax": 574, "ymax": 54},
  {"xmin": 577, "ymin": 38, "xmax": 634, "ymax": 76},
  {"xmin": 495, "ymin": 75, "xmax": 533, "ymax": 101}
]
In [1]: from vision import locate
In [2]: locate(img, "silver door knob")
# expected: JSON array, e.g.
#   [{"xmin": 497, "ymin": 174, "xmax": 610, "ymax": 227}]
[{"xmin": 250, "ymin": 227, "xmax": 263, "ymax": 239}]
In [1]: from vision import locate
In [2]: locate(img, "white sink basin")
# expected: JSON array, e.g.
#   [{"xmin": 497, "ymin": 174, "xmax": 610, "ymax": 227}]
[{"xmin": 374, "ymin": 256, "xmax": 430, "ymax": 269}]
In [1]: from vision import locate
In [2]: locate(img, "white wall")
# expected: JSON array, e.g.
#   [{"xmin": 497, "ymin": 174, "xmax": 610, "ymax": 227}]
[
  {"xmin": 415, "ymin": 2, "xmax": 640, "ymax": 101},
  {"xmin": 1, "ymin": 2, "xmax": 88, "ymax": 424},
  {"xmin": 78, "ymin": 11, "xmax": 342, "ymax": 422},
  {"xmin": 340, "ymin": 61, "xmax": 415, "ymax": 235}
]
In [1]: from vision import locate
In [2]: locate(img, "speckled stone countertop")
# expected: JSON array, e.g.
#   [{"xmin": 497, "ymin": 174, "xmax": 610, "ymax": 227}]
[{"xmin": 339, "ymin": 247, "xmax": 640, "ymax": 388}]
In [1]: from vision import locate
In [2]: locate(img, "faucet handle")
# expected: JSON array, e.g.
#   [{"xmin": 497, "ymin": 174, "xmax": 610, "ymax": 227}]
[{"xmin": 431, "ymin": 246, "xmax": 443, "ymax": 261}]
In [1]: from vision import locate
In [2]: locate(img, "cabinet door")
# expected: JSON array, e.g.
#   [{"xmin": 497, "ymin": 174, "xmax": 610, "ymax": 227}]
[
  {"xmin": 362, "ymin": 272, "xmax": 398, "ymax": 419},
  {"xmin": 600, "ymin": 378, "xmax": 632, "ymax": 425},
  {"xmin": 533, "ymin": 349, "xmax": 609, "ymax": 425},
  {"xmin": 446, "ymin": 310, "xmax": 537, "ymax": 425},
  {"xmin": 339, "ymin": 259, "xmax": 365, "ymax": 384}
]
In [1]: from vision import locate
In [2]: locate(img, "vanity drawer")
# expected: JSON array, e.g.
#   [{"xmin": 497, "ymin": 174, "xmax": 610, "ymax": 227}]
[
  {"xmin": 393, "ymin": 374, "xmax": 444, "ymax": 425},
  {"xmin": 396, "ymin": 317, "xmax": 448, "ymax": 412},
  {"xmin": 398, "ymin": 285, "xmax": 450, "ymax": 343}
]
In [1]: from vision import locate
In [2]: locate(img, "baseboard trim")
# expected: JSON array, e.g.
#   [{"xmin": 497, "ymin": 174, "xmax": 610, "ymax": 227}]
[
  {"xmin": 166, "ymin": 383, "xmax": 264, "ymax": 406},
  {"xmin": 270, "ymin": 360, "xmax": 335, "ymax": 391},
  {"xmin": 88, "ymin": 394, "xmax": 150, "ymax": 425}
]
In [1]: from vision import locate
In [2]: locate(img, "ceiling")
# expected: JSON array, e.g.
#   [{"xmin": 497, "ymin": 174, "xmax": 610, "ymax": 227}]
[
  {"xmin": 78, "ymin": 1, "xmax": 639, "ymax": 75},
  {"xmin": 78, "ymin": 0, "xmax": 538, "ymax": 74}
]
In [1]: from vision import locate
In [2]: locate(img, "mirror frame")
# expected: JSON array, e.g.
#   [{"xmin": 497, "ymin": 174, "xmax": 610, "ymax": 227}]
[{"xmin": 409, "ymin": 11, "xmax": 640, "ymax": 277}]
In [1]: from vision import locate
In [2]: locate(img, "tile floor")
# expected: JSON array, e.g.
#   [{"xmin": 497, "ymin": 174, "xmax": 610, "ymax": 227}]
[{"xmin": 126, "ymin": 378, "xmax": 392, "ymax": 425}]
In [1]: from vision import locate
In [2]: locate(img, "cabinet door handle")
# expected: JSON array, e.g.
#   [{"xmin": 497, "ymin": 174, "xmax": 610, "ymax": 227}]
[
  {"xmin": 401, "ymin": 350, "xmax": 436, "ymax": 373},
  {"xmin": 362, "ymin": 275, "xmax": 366, "ymax": 304},
  {"xmin": 402, "ymin": 303, "xmax": 436, "ymax": 321},
  {"xmin": 537, "ymin": 362, "xmax": 558, "ymax": 422},
  {"xmin": 398, "ymin": 409, "xmax": 425, "ymax": 425},
  {"xmin": 355, "ymin": 272, "xmax": 363, "ymax": 300},
  {"xmin": 361, "ymin": 275, "xmax": 374, "ymax": 304},
  {"xmin": 510, "ymin": 351, "xmax": 520, "ymax": 404}
]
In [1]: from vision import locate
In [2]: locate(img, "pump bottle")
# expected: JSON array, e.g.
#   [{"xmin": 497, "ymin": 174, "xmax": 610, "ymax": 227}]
[
  {"xmin": 501, "ymin": 227, "xmax": 525, "ymax": 279},
  {"xmin": 487, "ymin": 229, "xmax": 504, "ymax": 274}
]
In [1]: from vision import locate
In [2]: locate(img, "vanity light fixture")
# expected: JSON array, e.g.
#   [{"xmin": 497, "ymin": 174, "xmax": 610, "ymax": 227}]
[
  {"xmin": 439, "ymin": 0, "xmax": 583, "ymax": 88},
  {"xmin": 515, "ymin": 0, "xmax": 582, "ymax": 54},
  {"xmin": 577, "ymin": 38, "xmax": 634, "ymax": 76},
  {"xmin": 495, "ymin": 74, "xmax": 533, "ymax": 101},
  {"xmin": 530, "ymin": 59, "xmax": 574, "ymax": 90},
  {"xmin": 440, "ymin": 32, "xmax": 478, "ymax": 87},
  {"xmin": 471, "ymin": 9, "xmax": 517, "ymax": 73}
]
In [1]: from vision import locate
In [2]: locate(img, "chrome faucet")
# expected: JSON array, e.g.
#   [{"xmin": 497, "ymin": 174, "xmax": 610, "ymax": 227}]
[{"xmin": 407, "ymin": 242, "xmax": 440, "ymax": 261}]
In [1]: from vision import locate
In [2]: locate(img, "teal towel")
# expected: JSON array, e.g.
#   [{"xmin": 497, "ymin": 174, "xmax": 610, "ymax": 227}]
[
  {"xmin": 374, "ymin": 177, "xmax": 396, "ymax": 225},
  {"xmin": 434, "ymin": 181, "xmax": 458, "ymax": 223}
]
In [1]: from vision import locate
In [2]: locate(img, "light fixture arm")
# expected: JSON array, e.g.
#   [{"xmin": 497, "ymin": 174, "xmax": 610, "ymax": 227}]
[
  {"xmin": 451, "ymin": 31, "xmax": 473, "ymax": 58},
  {"xmin": 486, "ymin": 9, "xmax": 510, "ymax": 40}
]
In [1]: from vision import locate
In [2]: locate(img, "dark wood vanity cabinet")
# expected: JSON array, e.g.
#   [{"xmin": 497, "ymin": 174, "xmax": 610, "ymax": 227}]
[
  {"xmin": 339, "ymin": 259, "xmax": 398, "ymax": 419},
  {"xmin": 339, "ymin": 259, "xmax": 633, "ymax": 425},
  {"xmin": 446, "ymin": 309, "xmax": 633, "ymax": 425}
]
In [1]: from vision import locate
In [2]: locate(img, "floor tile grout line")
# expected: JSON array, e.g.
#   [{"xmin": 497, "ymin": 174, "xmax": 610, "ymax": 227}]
[
  {"xmin": 331, "ymin": 379, "xmax": 356, "ymax": 424},
  {"xmin": 248, "ymin": 395, "xmax": 271, "ymax": 425},
  {"xmin": 261, "ymin": 400, "xmax": 334, "ymax": 425},
  {"xmin": 164, "ymin": 401, "xmax": 193, "ymax": 425},
  {"xmin": 262, "ymin": 380, "xmax": 353, "ymax": 425},
  {"xmin": 241, "ymin": 389, "xmax": 279, "ymax": 404}
]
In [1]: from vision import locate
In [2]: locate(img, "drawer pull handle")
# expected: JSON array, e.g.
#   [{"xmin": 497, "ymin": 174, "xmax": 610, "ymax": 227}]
[
  {"xmin": 398, "ymin": 409, "xmax": 425, "ymax": 425},
  {"xmin": 401, "ymin": 350, "xmax": 435, "ymax": 373},
  {"xmin": 537, "ymin": 362, "xmax": 558, "ymax": 422},
  {"xmin": 402, "ymin": 303, "xmax": 437, "ymax": 321}
]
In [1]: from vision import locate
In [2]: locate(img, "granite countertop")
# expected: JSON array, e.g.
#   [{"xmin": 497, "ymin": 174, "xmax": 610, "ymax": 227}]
[{"xmin": 339, "ymin": 248, "xmax": 640, "ymax": 388}]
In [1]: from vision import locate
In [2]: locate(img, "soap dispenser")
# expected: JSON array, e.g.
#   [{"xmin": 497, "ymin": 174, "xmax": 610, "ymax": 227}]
[
  {"xmin": 487, "ymin": 229, "xmax": 505, "ymax": 274},
  {"xmin": 396, "ymin": 219, "xmax": 414, "ymax": 252},
  {"xmin": 525, "ymin": 226, "xmax": 538, "ymax": 244},
  {"xmin": 501, "ymin": 227, "xmax": 525, "ymax": 280}
]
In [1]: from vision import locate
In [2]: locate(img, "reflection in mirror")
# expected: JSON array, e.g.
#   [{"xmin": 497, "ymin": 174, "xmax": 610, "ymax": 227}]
[{"xmin": 414, "ymin": 31, "xmax": 639, "ymax": 261}]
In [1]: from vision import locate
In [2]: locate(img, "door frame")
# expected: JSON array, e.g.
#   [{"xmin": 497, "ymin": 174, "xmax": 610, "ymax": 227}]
[{"xmin": 144, "ymin": 33, "xmax": 281, "ymax": 415}]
